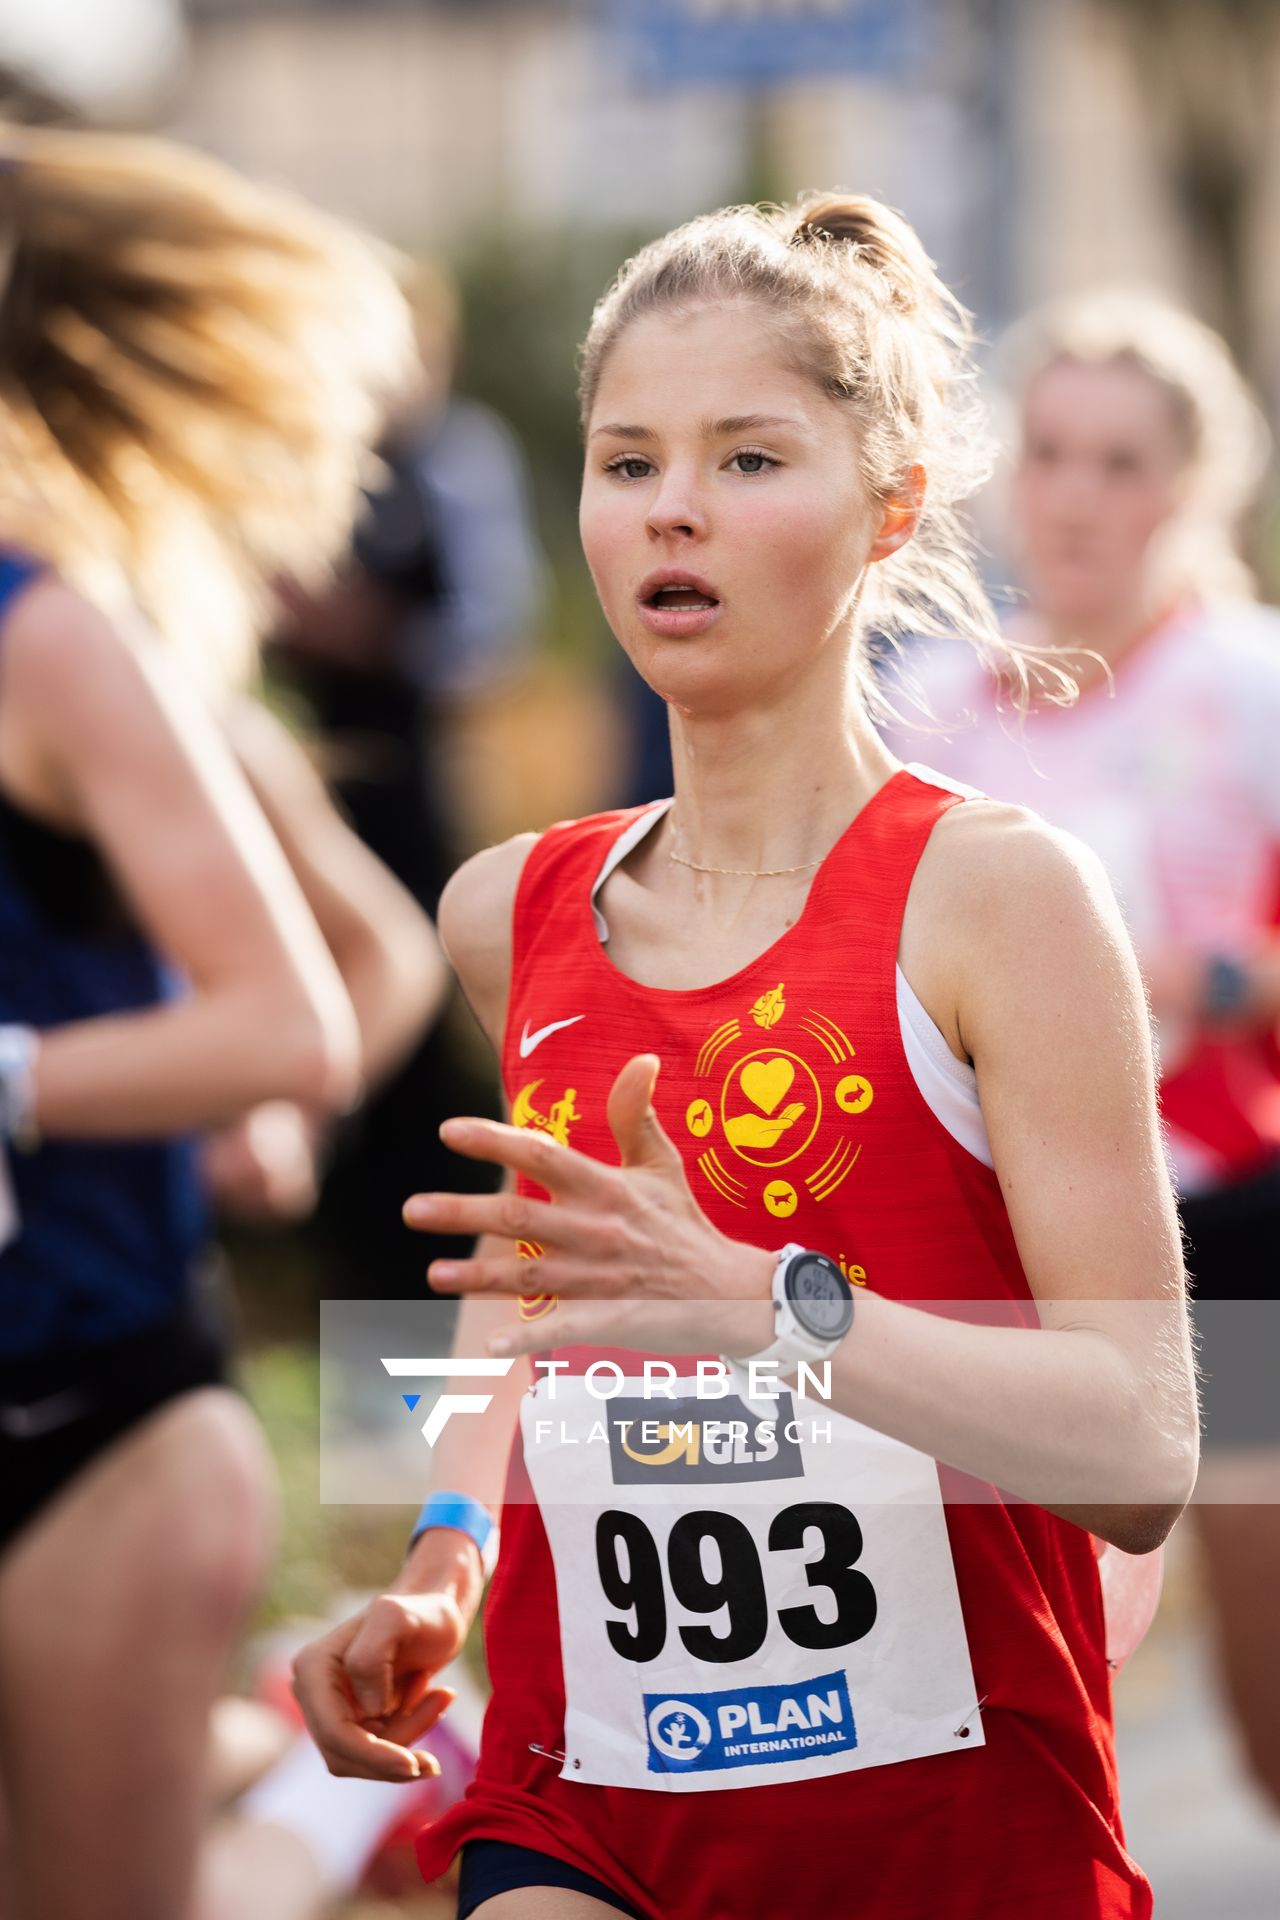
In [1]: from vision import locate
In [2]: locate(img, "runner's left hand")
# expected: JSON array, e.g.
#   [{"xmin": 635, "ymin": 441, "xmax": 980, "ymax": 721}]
[{"xmin": 403, "ymin": 1054, "xmax": 774, "ymax": 1359}]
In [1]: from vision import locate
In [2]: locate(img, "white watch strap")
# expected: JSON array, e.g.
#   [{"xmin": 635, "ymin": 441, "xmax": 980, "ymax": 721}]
[{"xmin": 726, "ymin": 1244, "xmax": 811, "ymax": 1397}]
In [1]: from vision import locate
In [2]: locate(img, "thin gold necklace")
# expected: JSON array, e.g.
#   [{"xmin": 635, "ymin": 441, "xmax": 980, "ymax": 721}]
[{"xmin": 668, "ymin": 848, "xmax": 822, "ymax": 878}]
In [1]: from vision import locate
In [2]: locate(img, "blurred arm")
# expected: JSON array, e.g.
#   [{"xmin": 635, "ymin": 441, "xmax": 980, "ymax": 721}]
[
  {"xmin": 394, "ymin": 829, "xmax": 540, "ymax": 1597},
  {"xmin": 0, "ymin": 582, "xmax": 360, "ymax": 1135},
  {"xmin": 225, "ymin": 697, "xmax": 447, "ymax": 1090}
]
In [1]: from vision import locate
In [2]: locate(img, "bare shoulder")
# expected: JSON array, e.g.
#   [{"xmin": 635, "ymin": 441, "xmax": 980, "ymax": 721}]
[
  {"xmin": 0, "ymin": 578, "xmax": 191, "ymax": 758},
  {"xmin": 438, "ymin": 833, "xmax": 541, "ymax": 962},
  {"xmin": 0, "ymin": 579, "xmax": 160, "ymax": 815},
  {"xmin": 0, "ymin": 576, "xmax": 127, "ymax": 702},
  {"xmin": 903, "ymin": 797, "xmax": 1138, "ymax": 1061},
  {"xmin": 437, "ymin": 832, "xmax": 541, "ymax": 1048},
  {"xmin": 923, "ymin": 796, "xmax": 1116, "ymax": 918}
]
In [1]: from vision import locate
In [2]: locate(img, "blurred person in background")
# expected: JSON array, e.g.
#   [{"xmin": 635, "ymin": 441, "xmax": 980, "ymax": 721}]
[
  {"xmin": 271, "ymin": 258, "xmax": 546, "ymax": 1298},
  {"xmin": 890, "ymin": 288, "xmax": 1280, "ymax": 1813},
  {"xmin": 0, "ymin": 122, "xmax": 444, "ymax": 1920}
]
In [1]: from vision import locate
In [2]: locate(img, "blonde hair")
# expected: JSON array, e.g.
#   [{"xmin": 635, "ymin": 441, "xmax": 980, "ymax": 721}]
[
  {"xmin": 0, "ymin": 123, "xmax": 413, "ymax": 690},
  {"xmin": 578, "ymin": 192, "xmax": 1061, "ymax": 712},
  {"xmin": 1002, "ymin": 288, "xmax": 1270, "ymax": 604}
]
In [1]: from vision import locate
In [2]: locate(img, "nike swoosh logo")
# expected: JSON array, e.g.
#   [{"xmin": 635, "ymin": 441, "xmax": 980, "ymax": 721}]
[{"xmin": 519, "ymin": 1015, "xmax": 585, "ymax": 1058}]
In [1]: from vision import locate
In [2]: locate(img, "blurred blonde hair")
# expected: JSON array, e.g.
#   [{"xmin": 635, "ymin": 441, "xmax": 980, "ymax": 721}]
[
  {"xmin": 578, "ymin": 191, "xmax": 1070, "ymax": 714},
  {"xmin": 0, "ymin": 122, "xmax": 414, "ymax": 691},
  {"xmin": 1001, "ymin": 287, "xmax": 1271, "ymax": 604}
]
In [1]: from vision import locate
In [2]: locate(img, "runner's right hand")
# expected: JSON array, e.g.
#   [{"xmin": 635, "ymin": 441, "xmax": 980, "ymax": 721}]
[{"xmin": 291, "ymin": 1572, "xmax": 472, "ymax": 1781}]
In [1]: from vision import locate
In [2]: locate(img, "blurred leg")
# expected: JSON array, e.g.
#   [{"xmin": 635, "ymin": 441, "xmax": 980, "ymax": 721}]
[
  {"xmin": 1191, "ymin": 1454, "xmax": 1280, "ymax": 1812},
  {"xmin": 205, "ymin": 1698, "xmax": 296, "ymax": 1810},
  {"xmin": 0, "ymin": 1389, "xmax": 275, "ymax": 1920},
  {"xmin": 190, "ymin": 1818, "xmax": 327, "ymax": 1920}
]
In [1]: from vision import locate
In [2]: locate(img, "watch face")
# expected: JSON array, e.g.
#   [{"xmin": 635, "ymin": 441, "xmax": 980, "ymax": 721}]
[{"xmin": 784, "ymin": 1252, "xmax": 854, "ymax": 1340}]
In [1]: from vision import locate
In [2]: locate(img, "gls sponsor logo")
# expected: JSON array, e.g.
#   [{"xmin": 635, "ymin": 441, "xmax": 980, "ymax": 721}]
[
  {"xmin": 607, "ymin": 1393, "xmax": 805, "ymax": 1485},
  {"xmin": 645, "ymin": 1669, "xmax": 857, "ymax": 1774},
  {"xmin": 381, "ymin": 1358, "xmax": 514, "ymax": 1445}
]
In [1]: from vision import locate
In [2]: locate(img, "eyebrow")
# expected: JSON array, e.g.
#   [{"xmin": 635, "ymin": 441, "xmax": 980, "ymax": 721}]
[{"xmin": 589, "ymin": 413, "xmax": 808, "ymax": 443}]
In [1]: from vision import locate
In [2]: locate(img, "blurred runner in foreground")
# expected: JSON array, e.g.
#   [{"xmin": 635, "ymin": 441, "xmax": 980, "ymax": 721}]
[
  {"xmin": 893, "ymin": 288, "xmax": 1280, "ymax": 1811},
  {"xmin": 0, "ymin": 122, "xmax": 441, "ymax": 1920}
]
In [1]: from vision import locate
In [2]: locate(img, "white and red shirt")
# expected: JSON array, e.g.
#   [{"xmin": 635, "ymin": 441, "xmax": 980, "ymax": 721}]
[{"xmin": 893, "ymin": 603, "xmax": 1280, "ymax": 1192}]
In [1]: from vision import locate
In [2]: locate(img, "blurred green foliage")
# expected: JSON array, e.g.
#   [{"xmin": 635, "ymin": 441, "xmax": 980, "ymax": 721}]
[
  {"xmin": 242, "ymin": 1340, "xmax": 409, "ymax": 1627},
  {"xmin": 448, "ymin": 224, "xmax": 650, "ymax": 661}
]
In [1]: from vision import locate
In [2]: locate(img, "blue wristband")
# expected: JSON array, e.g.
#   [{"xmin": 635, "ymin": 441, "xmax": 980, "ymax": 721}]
[{"xmin": 408, "ymin": 1491, "xmax": 498, "ymax": 1576}]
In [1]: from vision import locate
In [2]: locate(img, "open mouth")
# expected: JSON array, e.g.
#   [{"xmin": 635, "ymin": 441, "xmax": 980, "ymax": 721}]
[{"xmin": 643, "ymin": 584, "xmax": 720, "ymax": 612}]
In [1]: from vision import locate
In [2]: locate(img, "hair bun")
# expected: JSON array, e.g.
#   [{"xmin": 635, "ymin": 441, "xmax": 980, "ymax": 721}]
[{"xmin": 788, "ymin": 193, "xmax": 928, "ymax": 314}]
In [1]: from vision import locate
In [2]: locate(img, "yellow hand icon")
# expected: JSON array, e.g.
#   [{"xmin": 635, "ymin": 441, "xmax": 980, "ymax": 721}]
[{"xmin": 723, "ymin": 1101, "xmax": 806, "ymax": 1150}]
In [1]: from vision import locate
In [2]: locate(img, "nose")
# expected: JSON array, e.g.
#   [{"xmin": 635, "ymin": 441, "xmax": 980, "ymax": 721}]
[{"xmin": 645, "ymin": 463, "xmax": 707, "ymax": 542}]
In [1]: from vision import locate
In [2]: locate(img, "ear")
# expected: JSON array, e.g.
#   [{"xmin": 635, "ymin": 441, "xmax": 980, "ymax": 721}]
[{"xmin": 866, "ymin": 463, "xmax": 927, "ymax": 565}]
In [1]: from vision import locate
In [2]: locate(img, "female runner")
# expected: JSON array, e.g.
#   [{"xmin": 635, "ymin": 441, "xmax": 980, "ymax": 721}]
[
  {"xmin": 0, "ymin": 122, "xmax": 434, "ymax": 1920},
  {"xmin": 294, "ymin": 196, "xmax": 1199, "ymax": 1920},
  {"xmin": 890, "ymin": 288, "xmax": 1280, "ymax": 1811}
]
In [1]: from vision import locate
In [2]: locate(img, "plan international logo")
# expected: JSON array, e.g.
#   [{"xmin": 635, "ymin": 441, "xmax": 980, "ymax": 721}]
[{"xmin": 645, "ymin": 1670, "xmax": 858, "ymax": 1774}]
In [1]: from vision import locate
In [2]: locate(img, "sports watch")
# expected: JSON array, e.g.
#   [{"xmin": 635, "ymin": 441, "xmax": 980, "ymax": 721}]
[{"xmin": 725, "ymin": 1243, "xmax": 855, "ymax": 1398}]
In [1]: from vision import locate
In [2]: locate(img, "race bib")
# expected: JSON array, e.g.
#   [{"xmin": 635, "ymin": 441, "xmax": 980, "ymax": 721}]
[{"xmin": 521, "ymin": 1373, "xmax": 983, "ymax": 1792}]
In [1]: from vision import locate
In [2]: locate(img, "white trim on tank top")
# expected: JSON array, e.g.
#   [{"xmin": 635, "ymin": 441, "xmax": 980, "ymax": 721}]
[{"xmin": 588, "ymin": 772, "xmax": 992, "ymax": 1169}]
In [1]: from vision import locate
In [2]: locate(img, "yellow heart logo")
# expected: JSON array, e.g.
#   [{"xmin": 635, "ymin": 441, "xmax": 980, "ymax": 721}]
[{"xmin": 740, "ymin": 1057, "xmax": 795, "ymax": 1115}]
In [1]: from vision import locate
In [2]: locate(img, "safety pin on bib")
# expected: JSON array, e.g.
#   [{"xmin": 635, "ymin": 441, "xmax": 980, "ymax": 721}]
[
  {"xmin": 953, "ymin": 1695, "xmax": 988, "ymax": 1740},
  {"xmin": 529, "ymin": 1741, "xmax": 581, "ymax": 1769}
]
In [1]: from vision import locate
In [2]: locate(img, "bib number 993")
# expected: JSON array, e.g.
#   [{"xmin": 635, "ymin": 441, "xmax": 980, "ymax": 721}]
[{"xmin": 595, "ymin": 1502, "xmax": 877, "ymax": 1666}]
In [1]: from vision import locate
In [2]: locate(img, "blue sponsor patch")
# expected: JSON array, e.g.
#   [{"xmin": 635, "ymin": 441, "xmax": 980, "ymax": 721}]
[{"xmin": 644, "ymin": 1669, "xmax": 856, "ymax": 1774}]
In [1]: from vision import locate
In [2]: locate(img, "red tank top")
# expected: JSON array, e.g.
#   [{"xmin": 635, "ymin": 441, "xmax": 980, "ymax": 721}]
[{"xmin": 416, "ymin": 769, "xmax": 1152, "ymax": 1919}]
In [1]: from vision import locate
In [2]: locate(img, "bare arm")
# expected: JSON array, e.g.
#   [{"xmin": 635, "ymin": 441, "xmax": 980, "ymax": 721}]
[
  {"xmin": 291, "ymin": 835, "xmax": 539, "ymax": 1778},
  {"xmin": 0, "ymin": 582, "xmax": 360, "ymax": 1134},
  {"xmin": 225, "ymin": 697, "xmax": 447, "ymax": 1090},
  {"xmin": 843, "ymin": 802, "xmax": 1199, "ymax": 1549},
  {"xmin": 397, "ymin": 831, "xmax": 542, "ymax": 1554}
]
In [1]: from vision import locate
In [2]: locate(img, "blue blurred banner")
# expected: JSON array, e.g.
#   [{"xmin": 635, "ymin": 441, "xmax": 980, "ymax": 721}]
[{"xmin": 603, "ymin": 0, "xmax": 934, "ymax": 87}]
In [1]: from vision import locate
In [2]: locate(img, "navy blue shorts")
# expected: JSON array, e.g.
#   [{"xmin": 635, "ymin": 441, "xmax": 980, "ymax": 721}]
[
  {"xmin": 456, "ymin": 1841, "xmax": 648, "ymax": 1919},
  {"xmin": 1181, "ymin": 1160, "xmax": 1280, "ymax": 1447},
  {"xmin": 0, "ymin": 1285, "xmax": 230, "ymax": 1553}
]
